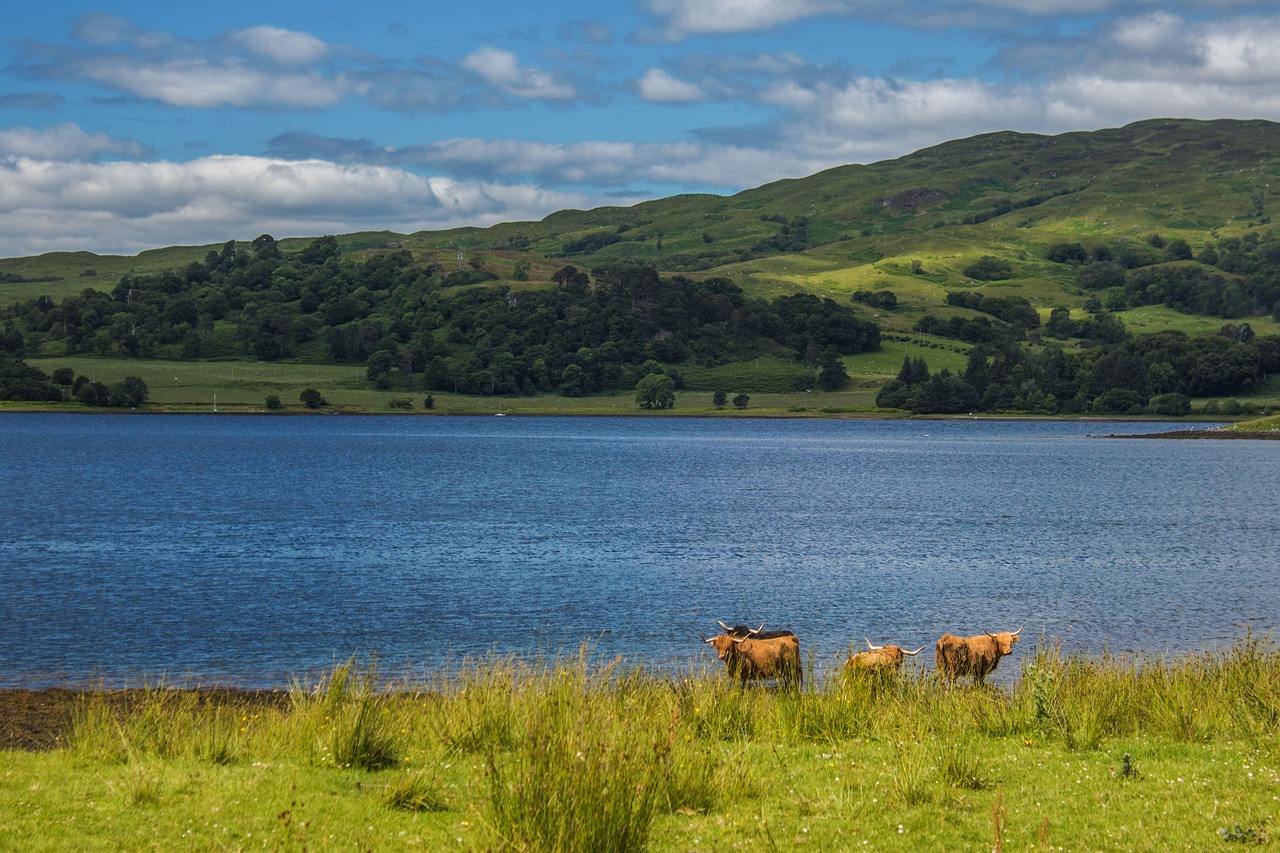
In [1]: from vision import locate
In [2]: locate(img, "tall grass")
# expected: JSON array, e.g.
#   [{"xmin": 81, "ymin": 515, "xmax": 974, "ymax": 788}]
[
  {"xmin": 286, "ymin": 659, "xmax": 401, "ymax": 770},
  {"xmin": 56, "ymin": 637, "xmax": 1280, "ymax": 847}
]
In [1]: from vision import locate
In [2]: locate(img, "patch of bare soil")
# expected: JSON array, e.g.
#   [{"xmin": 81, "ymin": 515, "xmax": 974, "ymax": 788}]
[{"xmin": 0, "ymin": 688, "xmax": 290, "ymax": 752}]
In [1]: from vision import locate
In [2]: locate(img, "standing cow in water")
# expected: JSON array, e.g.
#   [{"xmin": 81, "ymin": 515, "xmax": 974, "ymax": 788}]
[
  {"xmin": 702, "ymin": 621, "xmax": 803, "ymax": 687},
  {"xmin": 845, "ymin": 639, "xmax": 925, "ymax": 674},
  {"xmin": 935, "ymin": 627, "xmax": 1023, "ymax": 683}
]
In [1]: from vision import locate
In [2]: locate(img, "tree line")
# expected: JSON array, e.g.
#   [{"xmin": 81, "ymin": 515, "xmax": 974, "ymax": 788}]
[
  {"xmin": 0, "ymin": 236, "xmax": 879, "ymax": 398},
  {"xmin": 877, "ymin": 331, "xmax": 1280, "ymax": 415}
]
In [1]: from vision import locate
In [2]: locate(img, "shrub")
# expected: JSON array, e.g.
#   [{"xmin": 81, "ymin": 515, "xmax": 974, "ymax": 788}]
[
  {"xmin": 299, "ymin": 388, "xmax": 327, "ymax": 409},
  {"xmin": 962, "ymin": 256, "xmax": 1013, "ymax": 281}
]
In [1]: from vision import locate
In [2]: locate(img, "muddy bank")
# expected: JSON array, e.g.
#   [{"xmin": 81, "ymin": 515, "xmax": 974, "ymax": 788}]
[{"xmin": 0, "ymin": 688, "xmax": 290, "ymax": 752}]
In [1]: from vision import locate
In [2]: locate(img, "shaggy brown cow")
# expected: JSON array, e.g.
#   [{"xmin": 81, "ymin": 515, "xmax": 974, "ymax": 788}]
[
  {"xmin": 935, "ymin": 627, "xmax": 1023, "ymax": 683},
  {"xmin": 845, "ymin": 638, "xmax": 925, "ymax": 674},
  {"xmin": 703, "ymin": 624, "xmax": 803, "ymax": 687}
]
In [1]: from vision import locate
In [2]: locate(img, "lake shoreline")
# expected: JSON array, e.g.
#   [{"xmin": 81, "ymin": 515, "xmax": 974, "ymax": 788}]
[
  {"xmin": 0, "ymin": 403, "xmax": 1234, "ymax": 425},
  {"xmin": 1106, "ymin": 428, "xmax": 1280, "ymax": 439}
]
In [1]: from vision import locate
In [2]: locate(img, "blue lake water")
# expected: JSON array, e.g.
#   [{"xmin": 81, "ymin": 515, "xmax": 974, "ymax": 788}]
[{"xmin": 1, "ymin": 413, "xmax": 1276, "ymax": 688}]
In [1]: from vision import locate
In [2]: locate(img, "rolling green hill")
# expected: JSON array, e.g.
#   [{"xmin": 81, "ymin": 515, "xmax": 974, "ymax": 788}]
[
  {"xmin": 5, "ymin": 118, "xmax": 1280, "ymax": 310},
  {"xmin": 4, "ymin": 118, "xmax": 1280, "ymax": 416}
]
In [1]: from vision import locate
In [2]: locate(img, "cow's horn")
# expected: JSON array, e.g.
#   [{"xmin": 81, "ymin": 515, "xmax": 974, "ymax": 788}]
[
  {"xmin": 1013, "ymin": 625, "xmax": 1023, "ymax": 636},
  {"xmin": 984, "ymin": 629, "xmax": 996, "ymax": 638},
  {"xmin": 731, "ymin": 634, "xmax": 749, "ymax": 644},
  {"xmin": 748, "ymin": 622, "xmax": 765, "ymax": 636},
  {"xmin": 865, "ymin": 638, "xmax": 883, "ymax": 650},
  {"xmin": 716, "ymin": 620, "xmax": 733, "ymax": 633},
  {"xmin": 904, "ymin": 646, "xmax": 925, "ymax": 656},
  {"xmin": 699, "ymin": 633, "xmax": 712, "ymax": 644}
]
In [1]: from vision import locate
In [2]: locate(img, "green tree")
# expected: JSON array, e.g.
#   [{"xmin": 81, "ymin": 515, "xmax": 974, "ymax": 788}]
[
  {"xmin": 1045, "ymin": 307, "xmax": 1073, "ymax": 338},
  {"xmin": 51, "ymin": 367, "xmax": 75, "ymax": 386},
  {"xmin": 77, "ymin": 381, "xmax": 111, "ymax": 407},
  {"xmin": 1149, "ymin": 392, "xmax": 1191, "ymax": 416},
  {"xmin": 366, "ymin": 350, "xmax": 395, "ymax": 382},
  {"xmin": 817, "ymin": 348, "xmax": 849, "ymax": 391},
  {"xmin": 635, "ymin": 373, "xmax": 675, "ymax": 409},
  {"xmin": 712, "ymin": 390, "xmax": 727, "ymax": 408},
  {"xmin": 265, "ymin": 395, "xmax": 283, "ymax": 410},
  {"xmin": 300, "ymin": 388, "xmax": 327, "ymax": 409},
  {"xmin": 557, "ymin": 364, "xmax": 592, "ymax": 397},
  {"xmin": 109, "ymin": 376, "xmax": 148, "ymax": 407},
  {"xmin": 732, "ymin": 393, "xmax": 750, "ymax": 409}
]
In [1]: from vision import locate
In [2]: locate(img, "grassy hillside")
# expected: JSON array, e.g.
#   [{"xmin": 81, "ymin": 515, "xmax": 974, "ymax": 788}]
[
  {"xmin": 5, "ymin": 118, "xmax": 1280, "ymax": 417},
  {"xmin": 5, "ymin": 118, "xmax": 1279, "ymax": 313}
]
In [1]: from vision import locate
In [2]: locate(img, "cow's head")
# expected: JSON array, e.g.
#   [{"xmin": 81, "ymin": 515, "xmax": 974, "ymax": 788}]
[
  {"xmin": 984, "ymin": 626, "xmax": 1023, "ymax": 655},
  {"xmin": 702, "ymin": 633, "xmax": 735, "ymax": 660}
]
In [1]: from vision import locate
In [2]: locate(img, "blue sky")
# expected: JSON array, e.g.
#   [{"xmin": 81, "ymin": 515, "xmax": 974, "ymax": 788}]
[{"xmin": 3, "ymin": 0, "xmax": 1279, "ymax": 257}]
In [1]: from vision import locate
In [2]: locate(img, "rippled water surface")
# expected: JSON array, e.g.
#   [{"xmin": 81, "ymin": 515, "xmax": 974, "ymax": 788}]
[{"xmin": 1, "ymin": 413, "xmax": 1276, "ymax": 687}]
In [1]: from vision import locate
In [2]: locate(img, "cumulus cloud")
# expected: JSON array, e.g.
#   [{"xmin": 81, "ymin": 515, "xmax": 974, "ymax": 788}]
[
  {"xmin": 637, "ymin": 69, "xmax": 705, "ymax": 102},
  {"xmin": 0, "ymin": 123, "xmax": 150, "ymax": 161},
  {"xmin": 644, "ymin": 0, "xmax": 842, "ymax": 39},
  {"xmin": 64, "ymin": 55, "xmax": 342, "ymax": 108},
  {"xmin": 266, "ymin": 131, "xmax": 821, "ymax": 192},
  {"xmin": 0, "ymin": 154, "xmax": 611, "ymax": 257},
  {"xmin": 18, "ymin": 17, "xmax": 508, "ymax": 112},
  {"xmin": 229, "ymin": 26, "xmax": 328, "ymax": 66},
  {"xmin": 461, "ymin": 46, "xmax": 577, "ymax": 100},
  {"xmin": 640, "ymin": 0, "xmax": 1280, "ymax": 38}
]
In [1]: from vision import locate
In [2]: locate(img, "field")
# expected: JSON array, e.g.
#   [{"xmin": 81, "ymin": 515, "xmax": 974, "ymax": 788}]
[
  {"xmin": 3, "ymin": 640, "xmax": 1280, "ymax": 851},
  {"xmin": 17, "ymin": 354, "xmax": 907, "ymax": 415}
]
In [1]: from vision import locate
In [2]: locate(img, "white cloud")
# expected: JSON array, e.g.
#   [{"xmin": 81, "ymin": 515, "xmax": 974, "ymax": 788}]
[
  {"xmin": 70, "ymin": 56, "xmax": 342, "ymax": 108},
  {"xmin": 0, "ymin": 124, "xmax": 149, "ymax": 161},
  {"xmin": 461, "ymin": 47, "xmax": 576, "ymax": 100},
  {"xmin": 645, "ymin": 0, "xmax": 841, "ymax": 38},
  {"xmin": 230, "ymin": 26, "xmax": 328, "ymax": 66},
  {"xmin": 0, "ymin": 155, "xmax": 610, "ymax": 257},
  {"xmin": 637, "ymin": 69, "xmax": 705, "ymax": 102}
]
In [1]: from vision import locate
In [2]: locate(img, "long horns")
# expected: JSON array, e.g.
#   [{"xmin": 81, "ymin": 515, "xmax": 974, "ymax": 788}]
[
  {"xmin": 867, "ymin": 638, "xmax": 924, "ymax": 655},
  {"xmin": 717, "ymin": 620, "xmax": 765, "ymax": 636},
  {"xmin": 985, "ymin": 626, "xmax": 1024, "ymax": 638}
]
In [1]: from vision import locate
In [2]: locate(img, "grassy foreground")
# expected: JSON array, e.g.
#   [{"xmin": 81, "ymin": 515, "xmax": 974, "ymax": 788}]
[{"xmin": 3, "ymin": 641, "xmax": 1280, "ymax": 851}]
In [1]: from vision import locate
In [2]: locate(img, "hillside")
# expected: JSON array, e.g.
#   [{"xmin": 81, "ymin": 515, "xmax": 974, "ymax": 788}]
[
  {"xmin": 3, "ymin": 118, "xmax": 1280, "ymax": 416},
  {"xmin": 5, "ymin": 119, "xmax": 1279, "ymax": 305}
]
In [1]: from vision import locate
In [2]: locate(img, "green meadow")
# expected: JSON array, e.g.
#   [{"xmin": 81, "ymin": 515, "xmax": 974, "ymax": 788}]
[
  {"xmin": 16, "ymin": 352, "xmax": 930, "ymax": 416},
  {"xmin": 4, "ymin": 640, "xmax": 1280, "ymax": 851}
]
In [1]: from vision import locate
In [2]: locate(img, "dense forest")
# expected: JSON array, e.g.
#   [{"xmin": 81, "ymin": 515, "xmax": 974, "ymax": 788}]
[
  {"xmin": 0, "ymin": 235, "xmax": 875, "ymax": 400},
  {"xmin": 4, "ymin": 228, "xmax": 1280, "ymax": 414}
]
